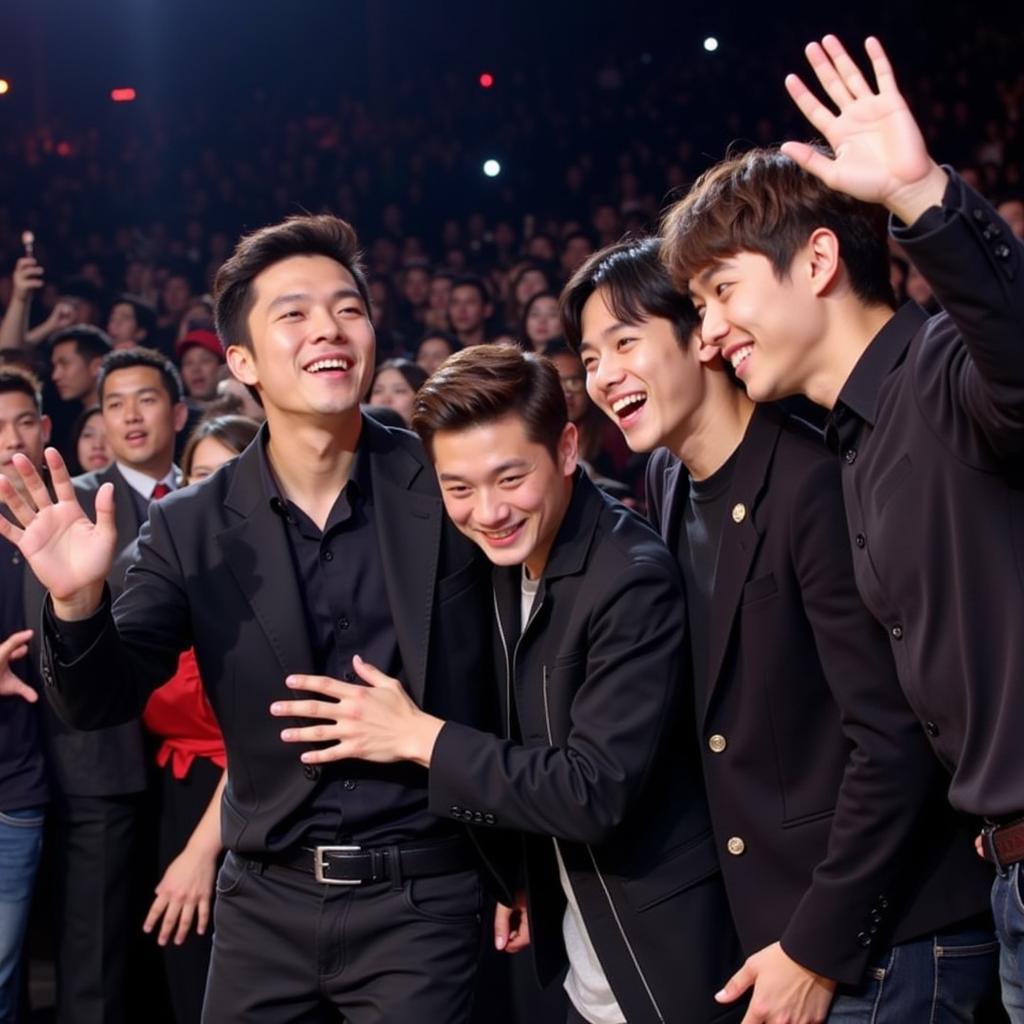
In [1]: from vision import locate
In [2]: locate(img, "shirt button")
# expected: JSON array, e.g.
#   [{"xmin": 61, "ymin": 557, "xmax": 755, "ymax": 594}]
[
  {"xmin": 855, "ymin": 533, "xmax": 866, "ymax": 548},
  {"xmin": 995, "ymin": 243, "xmax": 1011, "ymax": 260},
  {"xmin": 726, "ymin": 836, "xmax": 745, "ymax": 856},
  {"xmin": 891, "ymin": 625, "xmax": 904, "ymax": 640},
  {"xmin": 322, "ymin": 550, "xmax": 334, "ymax": 563},
  {"xmin": 924, "ymin": 721, "xmax": 940, "ymax": 738},
  {"xmin": 343, "ymin": 671, "xmax": 356, "ymax": 682},
  {"xmin": 844, "ymin": 448, "xmax": 858, "ymax": 465},
  {"xmin": 857, "ymin": 931, "xmax": 871, "ymax": 948},
  {"xmin": 337, "ymin": 616, "xmax": 350, "ymax": 630},
  {"xmin": 708, "ymin": 734, "xmax": 727, "ymax": 754},
  {"xmin": 972, "ymin": 209, "xmax": 987, "ymax": 222},
  {"xmin": 343, "ymin": 779, "xmax": 357, "ymax": 790},
  {"xmin": 303, "ymin": 764, "xmax": 321, "ymax": 781},
  {"xmin": 731, "ymin": 503, "xmax": 747, "ymax": 524}
]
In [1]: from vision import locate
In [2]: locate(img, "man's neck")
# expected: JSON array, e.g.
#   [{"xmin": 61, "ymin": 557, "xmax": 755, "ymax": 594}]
[
  {"xmin": 457, "ymin": 327, "xmax": 486, "ymax": 348},
  {"xmin": 666, "ymin": 383, "xmax": 755, "ymax": 482},
  {"xmin": 265, "ymin": 408, "xmax": 362, "ymax": 531},
  {"xmin": 801, "ymin": 302, "xmax": 895, "ymax": 410}
]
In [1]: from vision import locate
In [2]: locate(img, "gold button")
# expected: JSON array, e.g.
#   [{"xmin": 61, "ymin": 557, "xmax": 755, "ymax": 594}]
[
  {"xmin": 708, "ymin": 734, "xmax": 727, "ymax": 753},
  {"xmin": 727, "ymin": 836, "xmax": 746, "ymax": 856},
  {"xmin": 731, "ymin": 503, "xmax": 746, "ymax": 524}
]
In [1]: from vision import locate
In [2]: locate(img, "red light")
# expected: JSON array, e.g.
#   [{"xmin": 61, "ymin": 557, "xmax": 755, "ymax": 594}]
[
  {"xmin": 110, "ymin": 88, "xmax": 137, "ymax": 103},
  {"xmin": 56, "ymin": 141, "xmax": 72, "ymax": 157},
  {"xmin": 479, "ymin": 73, "xmax": 494, "ymax": 89}
]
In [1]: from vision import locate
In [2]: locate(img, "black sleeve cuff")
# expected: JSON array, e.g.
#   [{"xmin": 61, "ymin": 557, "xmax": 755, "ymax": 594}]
[
  {"xmin": 891, "ymin": 166, "xmax": 960, "ymax": 237},
  {"xmin": 44, "ymin": 586, "xmax": 112, "ymax": 662}
]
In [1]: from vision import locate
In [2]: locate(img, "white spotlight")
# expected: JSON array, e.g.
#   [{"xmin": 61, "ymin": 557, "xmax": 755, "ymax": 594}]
[
  {"xmin": 483, "ymin": 159, "xmax": 501, "ymax": 178},
  {"xmin": 703, "ymin": 37, "xmax": 719, "ymax": 52}
]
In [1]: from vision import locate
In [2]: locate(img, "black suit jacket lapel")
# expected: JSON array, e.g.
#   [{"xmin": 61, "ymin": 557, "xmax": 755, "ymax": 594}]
[
  {"xmin": 218, "ymin": 444, "xmax": 314, "ymax": 676},
  {"xmin": 365, "ymin": 419, "xmax": 441, "ymax": 707},
  {"xmin": 659, "ymin": 456, "xmax": 687, "ymax": 551},
  {"xmin": 702, "ymin": 404, "xmax": 782, "ymax": 725}
]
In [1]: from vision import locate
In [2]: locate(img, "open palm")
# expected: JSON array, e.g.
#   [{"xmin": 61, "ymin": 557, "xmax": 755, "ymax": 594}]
[{"xmin": 0, "ymin": 449, "xmax": 116, "ymax": 604}]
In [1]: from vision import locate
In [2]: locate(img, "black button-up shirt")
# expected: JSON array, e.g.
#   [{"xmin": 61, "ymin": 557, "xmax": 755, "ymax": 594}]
[
  {"xmin": 826, "ymin": 172, "xmax": 1024, "ymax": 819},
  {"xmin": 257, "ymin": 440, "xmax": 447, "ymax": 848}
]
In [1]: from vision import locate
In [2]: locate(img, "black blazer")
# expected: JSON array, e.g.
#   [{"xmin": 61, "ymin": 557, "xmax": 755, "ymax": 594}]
[
  {"xmin": 646, "ymin": 404, "xmax": 992, "ymax": 983},
  {"xmin": 41, "ymin": 417, "xmax": 494, "ymax": 853},
  {"xmin": 27, "ymin": 464, "xmax": 150, "ymax": 798},
  {"xmin": 430, "ymin": 473, "xmax": 744, "ymax": 1024}
]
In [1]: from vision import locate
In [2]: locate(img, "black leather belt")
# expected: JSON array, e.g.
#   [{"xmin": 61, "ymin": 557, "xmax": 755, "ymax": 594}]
[
  {"xmin": 982, "ymin": 816, "xmax": 1024, "ymax": 874},
  {"xmin": 259, "ymin": 835, "xmax": 474, "ymax": 886}
]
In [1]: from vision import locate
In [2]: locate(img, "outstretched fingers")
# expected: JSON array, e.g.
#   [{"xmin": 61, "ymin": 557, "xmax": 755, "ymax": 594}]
[
  {"xmin": 15, "ymin": 452, "xmax": 54, "ymax": 515},
  {"xmin": 45, "ymin": 446, "xmax": 79, "ymax": 503},
  {"xmin": 864, "ymin": 36, "xmax": 899, "ymax": 94},
  {"xmin": 784, "ymin": 74, "xmax": 837, "ymax": 139},
  {"xmin": 803, "ymin": 41, "xmax": 855, "ymax": 110},
  {"xmin": 821, "ymin": 34, "xmax": 873, "ymax": 99}
]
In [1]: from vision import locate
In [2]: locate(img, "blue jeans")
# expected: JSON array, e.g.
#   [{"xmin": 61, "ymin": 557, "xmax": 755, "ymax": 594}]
[
  {"xmin": 0, "ymin": 806, "xmax": 45, "ymax": 1024},
  {"xmin": 993, "ymin": 863, "xmax": 1024, "ymax": 1023},
  {"xmin": 827, "ymin": 925, "xmax": 1000, "ymax": 1023}
]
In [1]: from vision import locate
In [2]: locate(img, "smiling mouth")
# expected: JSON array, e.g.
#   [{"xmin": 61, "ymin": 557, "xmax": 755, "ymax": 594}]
[
  {"xmin": 478, "ymin": 521, "xmax": 526, "ymax": 543},
  {"xmin": 728, "ymin": 345, "xmax": 754, "ymax": 371},
  {"xmin": 304, "ymin": 357, "xmax": 353, "ymax": 374},
  {"xmin": 610, "ymin": 392, "xmax": 647, "ymax": 421}
]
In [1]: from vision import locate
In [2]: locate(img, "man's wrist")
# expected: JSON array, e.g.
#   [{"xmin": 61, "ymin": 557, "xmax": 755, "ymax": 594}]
[
  {"xmin": 406, "ymin": 714, "xmax": 445, "ymax": 767},
  {"xmin": 51, "ymin": 583, "xmax": 106, "ymax": 622},
  {"xmin": 887, "ymin": 162, "xmax": 949, "ymax": 226}
]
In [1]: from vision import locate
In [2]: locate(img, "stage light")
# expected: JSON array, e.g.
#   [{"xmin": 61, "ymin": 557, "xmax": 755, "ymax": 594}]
[
  {"xmin": 0, "ymin": 79, "xmax": 9, "ymax": 96},
  {"xmin": 703, "ymin": 37, "xmax": 719, "ymax": 52},
  {"xmin": 56, "ymin": 141, "xmax": 72, "ymax": 157},
  {"xmin": 483, "ymin": 159, "xmax": 501, "ymax": 178},
  {"xmin": 479, "ymin": 72, "xmax": 495, "ymax": 89},
  {"xmin": 110, "ymin": 87, "xmax": 137, "ymax": 103}
]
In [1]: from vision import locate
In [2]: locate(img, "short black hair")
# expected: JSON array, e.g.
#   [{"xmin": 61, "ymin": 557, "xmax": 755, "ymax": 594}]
[
  {"xmin": 559, "ymin": 237, "xmax": 700, "ymax": 353},
  {"xmin": 0, "ymin": 366, "xmax": 44, "ymax": 412},
  {"xmin": 97, "ymin": 347, "xmax": 184, "ymax": 405},
  {"xmin": 449, "ymin": 275, "xmax": 491, "ymax": 306},
  {"xmin": 50, "ymin": 325, "xmax": 113, "ymax": 363},
  {"xmin": 111, "ymin": 294, "xmax": 157, "ymax": 337}
]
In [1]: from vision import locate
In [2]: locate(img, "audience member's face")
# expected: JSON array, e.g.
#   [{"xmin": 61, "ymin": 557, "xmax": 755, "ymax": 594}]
[
  {"xmin": 905, "ymin": 265, "xmax": 934, "ymax": 307},
  {"xmin": 216, "ymin": 375, "xmax": 266, "ymax": 422},
  {"xmin": 101, "ymin": 366, "xmax": 185, "ymax": 475},
  {"xmin": 448, "ymin": 286, "xmax": 489, "ymax": 336},
  {"xmin": 76, "ymin": 411, "xmax": 112, "ymax": 471},
  {"xmin": 402, "ymin": 268, "xmax": 430, "ymax": 308},
  {"xmin": 51, "ymin": 341, "xmax": 100, "ymax": 402},
  {"xmin": 561, "ymin": 237, "xmax": 594, "ymax": 276},
  {"xmin": 187, "ymin": 436, "xmax": 238, "ymax": 485},
  {"xmin": 580, "ymin": 286, "xmax": 705, "ymax": 454},
  {"xmin": 416, "ymin": 338, "xmax": 454, "ymax": 376},
  {"xmin": 548, "ymin": 352, "xmax": 590, "ymax": 424},
  {"xmin": 514, "ymin": 270, "xmax": 548, "ymax": 308},
  {"xmin": 230, "ymin": 255, "xmax": 375, "ymax": 424},
  {"xmin": 433, "ymin": 413, "xmax": 577, "ymax": 579},
  {"xmin": 180, "ymin": 346, "xmax": 223, "ymax": 401},
  {"xmin": 0, "ymin": 390, "xmax": 50, "ymax": 493},
  {"xmin": 369, "ymin": 368, "xmax": 418, "ymax": 427},
  {"xmin": 997, "ymin": 199, "xmax": 1024, "ymax": 241},
  {"xmin": 524, "ymin": 296, "xmax": 560, "ymax": 350},
  {"xmin": 162, "ymin": 275, "xmax": 193, "ymax": 316},
  {"xmin": 107, "ymin": 303, "xmax": 146, "ymax": 350},
  {"xmin": 428, "ymin": 276, "xmax": 452, "ymax": 313}
]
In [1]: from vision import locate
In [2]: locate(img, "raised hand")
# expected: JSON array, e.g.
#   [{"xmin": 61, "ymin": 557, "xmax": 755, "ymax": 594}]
[
  {"xmin": 0, "ymin": 448, "xmax": 116, "ymax": 618},
  {"xmin": 11, "ymin": 257, "xmax": 45, "ymax": 303},
  {"xmin": 782, "ymin": 36, "xmax": 948, "ymax": 224},
  {"xmin": 0, "ymin": 629, "xmax": 37, "ymax": 703}
]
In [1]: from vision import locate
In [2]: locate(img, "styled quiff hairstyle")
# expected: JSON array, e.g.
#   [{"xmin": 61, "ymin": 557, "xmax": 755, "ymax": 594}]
[
  {"xmin": 412, "ymin": 344, "xmax": 567, "ymax": 459},
  {"xmin": 213, "ymin": 214, "xmax": 371, "ymax": 351},
  {"xmin": 559, "ymin": 237, "xmax": 700, "ymax": 353},
  {"xmin": 661, "ymin": 147, "xmax": 895, "ymax": 309},
  {"xmin": 0, "ymin": 365, "xmax": 44, "ymax": 412}
]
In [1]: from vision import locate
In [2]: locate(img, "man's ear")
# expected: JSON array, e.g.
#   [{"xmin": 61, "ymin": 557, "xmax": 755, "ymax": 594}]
[
  {"xmin": 172, "ymin": 402, "xmax": 189, "ymax": 435},
  {"xmin": 559, "ymin": 421, "xmax": 579, "ymax": 478},
  {"xmin": 225, "ymin": 344, "xmax": 259, "ymax": 387},
  {"xmin": 806, "ymin": 227, "xmax": 843, "ymax": 297},
  {"xmin": 40, "ymin": 414, "xmax": 52, "ymax": 446},
  {"xmin": 88, "ymin": 356, "xmax": 104, "ymax": 379}
]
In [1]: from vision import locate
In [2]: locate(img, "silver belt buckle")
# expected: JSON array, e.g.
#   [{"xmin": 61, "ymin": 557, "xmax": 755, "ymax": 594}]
[{"xmin": 312, "ymin": 845, "xmax": 362, "ymax": 885}]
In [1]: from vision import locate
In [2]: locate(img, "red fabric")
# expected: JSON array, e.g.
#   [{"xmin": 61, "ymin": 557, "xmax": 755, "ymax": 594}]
[
  {"xmin": 150, "ymin": 482, "xmax": 172, "ymax": 500},
  {"xmin": 142, "ymin": 648, "xmax": 226, "ymax": 780}
]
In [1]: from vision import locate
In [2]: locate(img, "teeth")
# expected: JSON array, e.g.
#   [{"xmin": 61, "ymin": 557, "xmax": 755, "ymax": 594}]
[
  {"xmin": 611, "ymin": 393, "xmax": 646, "ymax": 415},
  {"xmin": 729, "ymin": 345, "xmax": 753, "ymax": 370},
  {"xmin": 306, "ymin": 358, "xmax": 351, "ymax": 372},
  {"xmin": 485, "ymin": 525, "xmax": 520, "ymax": 540}
]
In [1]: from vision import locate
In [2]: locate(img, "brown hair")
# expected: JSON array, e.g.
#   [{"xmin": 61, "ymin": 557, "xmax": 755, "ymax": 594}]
[
  {"xmin": 213, "ymin": 214, "xmax": 371, "ymax": 351},
  {"xmin": 412, "ymin": 344, "xmax": 567, "ymax": 458},
  {"xmin": 180, "ymin": 414, "xmax": 261, "ymax": 482},
  {"xmin": 661, "ymin": 147, "xmax": 895, "ymax": 309}
]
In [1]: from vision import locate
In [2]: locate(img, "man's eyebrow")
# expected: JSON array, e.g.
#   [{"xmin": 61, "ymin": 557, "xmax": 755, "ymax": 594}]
[
  {"xmin": 439, "ymin": 459, "xmax": 530, "ymax": 482},
  {"xmin": 103, "ymin": 386, "xmax": 162, "ymax": 401},
  {"xmin": 266, "ymin": 288, "xmax": 363, "ymax": 312},
  {"xmin": 694, "ymin": 261, "xmax": 732, "ymax": 288}
]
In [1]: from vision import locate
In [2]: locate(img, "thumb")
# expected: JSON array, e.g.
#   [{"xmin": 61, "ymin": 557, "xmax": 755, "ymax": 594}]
[
  {"xmin": 780, "ymin": 141, "xmax": 839, "ymax": 187},
  {"xmin": 716, "ymin": 960, "xmax": 756, "ymax": 1004}
]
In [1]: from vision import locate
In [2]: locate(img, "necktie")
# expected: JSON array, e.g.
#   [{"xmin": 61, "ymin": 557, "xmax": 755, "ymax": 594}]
[{"xmin": 150, "ymin": 482, "xmax": 172, "ymax": 501}]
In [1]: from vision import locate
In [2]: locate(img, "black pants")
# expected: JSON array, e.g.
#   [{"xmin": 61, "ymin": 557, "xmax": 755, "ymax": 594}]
[
  {"xmin": 156, "ymin": 757, "xmax": 223, "ymax": 1024},
  {"xmin": 202, "ymin": 852, "xmax": 484, "ymax": 1023},
  {"xmin": 51, "ymin": 792, "xmax": 146, "ymax": 1024}
]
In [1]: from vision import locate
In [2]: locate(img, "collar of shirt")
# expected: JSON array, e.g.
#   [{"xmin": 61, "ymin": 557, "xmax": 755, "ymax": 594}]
[
  {"xmin": 115, "ymin": 461, "xmax": 180, "ymax": 500},
  {"xmin": 256, "ymin": 426, "xmax": 370, "ymax": 522},
  {"xmin": 825, "ymin": 302, "xmax": 929, "ymax": 453}
]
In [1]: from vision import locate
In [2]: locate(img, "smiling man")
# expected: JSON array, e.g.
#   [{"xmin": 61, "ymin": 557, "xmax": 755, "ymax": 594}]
[
  {"xmin": 0, "ymin": 214, "xmax": 494, "ymax": 1024},
  {"xmin": 559, "ymin": 238, "xmax": 996, "ymax": 1023},
  {"xmin": 271, "ymin": 344, "xmax": 745, "ymax": 1024}
]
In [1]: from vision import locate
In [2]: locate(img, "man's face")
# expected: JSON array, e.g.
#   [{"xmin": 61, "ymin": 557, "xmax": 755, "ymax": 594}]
[
  {"xmin": 402, "ymin": 268, "xmax": 430, "ymax": 307},
  {"xmin": 580, "ymin": 287, "xmax": 706, "ymax": 454},
  {"xmin": 51, "ymin": 341, "xmax": 100, "ymax": 402},
  {"xmin": 227, "ymin": 255, "xmax": 375, "ymax": 424},
  {"xmin": 162, "ymin": 275, "xmax": 193, "ymax": 316},
  {"xmin": 689, "ymin": 250, "xmax": 820, "ymax": 403},
  {"xmin": 433, "ymin": 414, "xmax": 577, "ymax": 578},
  {"xmin": 180, "ymin": 346, "xmax": 223, "ymax": 401},
  {"xmin": 416, "ymin": 338, "xmax": 453, "ymax": 376},
  {"xmin": 428, "ymin": 276, "xmax": 452, "ymax": 312},
  {"xmin": 548, "ymin": 352, "xmax": 590, "ymax": 424},
  {"xmin": 448, "ymin": 286, "xmax": 489, "ymax": 336},
  {"xmin": 997, "ymin": 199, "xmax": 1024, "ymax": 241},
  {"xmin": 107, "ymin": 302, "xmax": 144, "ymax": 349},
  {"xmin": 561, "ymin": 236, "xmax": 594, "ymax": 276},
  {"xmin": 101, "ymin": 366, "xmax": 185, "ymax": 475},
  {"xmin": 0, "ymin": 391, "xmax": 50, "ymax": 492}
]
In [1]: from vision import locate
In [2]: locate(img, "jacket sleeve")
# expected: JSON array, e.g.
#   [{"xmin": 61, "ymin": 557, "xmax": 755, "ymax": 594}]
[
  {"xmin": 42, "ymin": 500, "xmax": 191, "ymax": 730},
  {"xmin": 778, "ymin": 454, "xmax": 952, "ymax": 983},
  {"xmin": 894, "ymin": 170, "xmax": 1024, "ymax": 459},
  {"xmin": 428, "ymin": 558, "xmax": 687, "ymax": 847}
]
